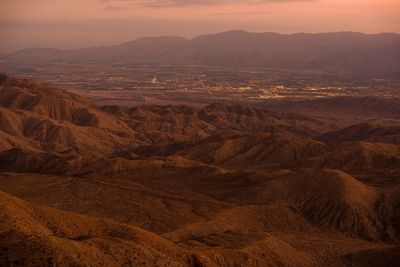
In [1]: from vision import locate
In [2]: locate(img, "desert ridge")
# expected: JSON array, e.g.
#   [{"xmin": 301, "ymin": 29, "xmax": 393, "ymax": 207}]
[{"xmin": 0, "ymin": 75, "xmax": 399, "ymax": 266}]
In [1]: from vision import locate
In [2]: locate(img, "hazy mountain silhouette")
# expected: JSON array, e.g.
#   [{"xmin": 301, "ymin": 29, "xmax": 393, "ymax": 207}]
[{"xmin": 4, "ymin": 31, "xmax": 400, "ymax": 77}]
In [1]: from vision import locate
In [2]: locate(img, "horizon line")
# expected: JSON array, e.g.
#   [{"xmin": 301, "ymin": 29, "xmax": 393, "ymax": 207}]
[{"xmin": 5, "ymin": 29, "xmax": 400, "ymax": 54}]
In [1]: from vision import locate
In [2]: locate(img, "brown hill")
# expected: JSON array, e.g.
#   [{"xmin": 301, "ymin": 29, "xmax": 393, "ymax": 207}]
[
  {"xmin": 186, "ymin": 168, "xmax": 400, "ymax": 242},
  {"xmin": 2, "ymin": 170, "xmax": 397, "ymax": 266},
  {"xmin": 138, "ymin": 133, "xmax": 400, "ymax": 173},
  {"xmin": 320, "ymin": 141, "xmax": 400, "ymax": 172},
  {"xmin": 103, "ymin": 102, "xmax": 331, "ymax": 145},
  {"xmin": 270, "ymin": 96, "xmax": 400, "ymax": 124},
  {"xmin": 198, "ymin": 102, "xmax": 328, "ymax": 137},
  {"xmin": 0, "ymin": 190, "xmax": 192, "ymax": 267},
  {"xmin": 283, "ymin": 169, "xmax": 389, "ymax": 241},
  {"xmin": 344, "ymin": 245, "xmax": 400, "ymax": 267},
  {"xmin": 0, "ymin": 75, "xmax": 332, "ymax": 161},
  {"xmin": 0, "ymin": 75, "xmax": 141, "ymax": 170},
  {"xmin": 1, "ymin": 75, "xmax": 400, "ymax": 266},
  {"xmin": 0, "ymin": 108, "xmax": 135, "ymax": 156},
  {"xmin": 0, "ymin": 75, "xmax": 128, "ymax": 130},
  {"xmin": 126, "ymin": 105, "xmax": 216, "ymax": 143},
  {"xmin": 320, "ymin": 122, "xmax": 400, "ymax": 145},
  {"xmin": 178, "ymin": 133, "xmax": 327, "ymax": 166}
]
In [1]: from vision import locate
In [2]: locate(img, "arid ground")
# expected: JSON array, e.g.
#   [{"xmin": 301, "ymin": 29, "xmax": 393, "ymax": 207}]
[{"xmin": 0, "ymin": 75, "xmax": 400, "ymax": 266}]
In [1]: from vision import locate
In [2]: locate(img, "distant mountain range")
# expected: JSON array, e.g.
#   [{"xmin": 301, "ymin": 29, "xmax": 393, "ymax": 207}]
[{"xmin": 3, "ymin": 30, "xmax": 400, "ymax": 78}]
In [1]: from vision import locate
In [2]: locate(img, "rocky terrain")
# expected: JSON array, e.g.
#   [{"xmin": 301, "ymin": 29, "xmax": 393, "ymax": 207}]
[{"xmin": 0, "ymin": 75, "xmax": 399, "ymax": 266}]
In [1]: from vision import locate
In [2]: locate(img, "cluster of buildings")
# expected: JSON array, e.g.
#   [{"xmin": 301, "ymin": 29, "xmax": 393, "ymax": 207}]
[{"xmin": 2, "ymin": 60, "xmax": 399, "ymax": 106}]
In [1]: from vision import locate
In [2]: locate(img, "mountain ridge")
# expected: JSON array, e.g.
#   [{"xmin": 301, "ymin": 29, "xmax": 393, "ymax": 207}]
[
  {"xmin": 3, "ymin": 30, "xmax": 400, "ymax": 78},
  {"xmin": 1, "ymin": 75, "xmax": 400, "ymax": 266},
  {"xmin": 11, "ymin": 30, "xmax": 400, "ymax": 52}
]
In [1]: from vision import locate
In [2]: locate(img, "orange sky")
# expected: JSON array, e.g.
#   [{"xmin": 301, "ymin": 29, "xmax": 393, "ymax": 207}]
[{"xmin": 1, "ymin": 0, "xmax": 399, "ymax": 52}]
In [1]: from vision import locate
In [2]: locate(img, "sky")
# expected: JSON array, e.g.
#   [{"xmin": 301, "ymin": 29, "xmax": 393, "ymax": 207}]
[{"xmin": 0, "ymin": 0, "xmax": 399, "ymax": 52}]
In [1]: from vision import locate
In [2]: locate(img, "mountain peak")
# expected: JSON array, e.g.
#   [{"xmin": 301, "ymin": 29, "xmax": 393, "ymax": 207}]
[{"xmin": 6, "ymin": 31, "xmax": 400, "ymax": 78}]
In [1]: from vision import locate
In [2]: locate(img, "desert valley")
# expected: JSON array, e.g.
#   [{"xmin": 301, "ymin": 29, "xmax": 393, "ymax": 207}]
[
  {"xmin": 0, "ymin": 72, "xmax": 399, "ymax": 266},
  {"xmin": 1, "ymin": 0, "xmax": 400, "ymax": 265}
]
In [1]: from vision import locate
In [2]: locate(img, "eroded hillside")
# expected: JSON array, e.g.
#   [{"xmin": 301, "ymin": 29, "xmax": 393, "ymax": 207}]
[{"xmin": 1, "ymin": 75, "xmax": 399, "ymax": 266}]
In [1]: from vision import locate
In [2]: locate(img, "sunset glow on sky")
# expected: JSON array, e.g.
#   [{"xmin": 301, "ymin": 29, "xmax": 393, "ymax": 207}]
[{"xmin": 1, "ymin": 0, "xmax": 399, "ymax": 51}]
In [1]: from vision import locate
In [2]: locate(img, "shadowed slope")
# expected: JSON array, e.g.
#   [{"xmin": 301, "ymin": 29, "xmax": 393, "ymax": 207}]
[
  {"xmin": 0, "ymin": 75, "xmax": 399, "ymax": 266},
  {"xmin": 344, "ymin": 245, "xmax": 400, "ymax": 267},
  {"xmin": 285, "ymin": 169, "xmax": 385, "ymax": 241},
  {"xmin": 0, "ymin": 190, "xmax": 193, "ymax": 267},
  {"xmin": 320, "ymin": 141, "xmax": 400, "ymax": 171},
  {"xmin": 0, "ymin": 75, "xmax": 141, "ymax": 171},
  {"xmin": 270, "ymin": 96, "xmax": 400, "ymax": 120},
  {"xmin": 320, "ymin": 122, "xmax": 400, "ymax": 145},
  {"xmin": 0, "ymin": 75, "xmax": 128, "ymax": 130}
]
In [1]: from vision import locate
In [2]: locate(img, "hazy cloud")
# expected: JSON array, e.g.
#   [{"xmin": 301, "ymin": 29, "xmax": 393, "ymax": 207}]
[
  {"xmin": 211, "ymin": 11, "xmax": 275, "ymax": 16},
  {"xmin": 99, "ymin": 0, "xmax": 314, "ymax": 8}
]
